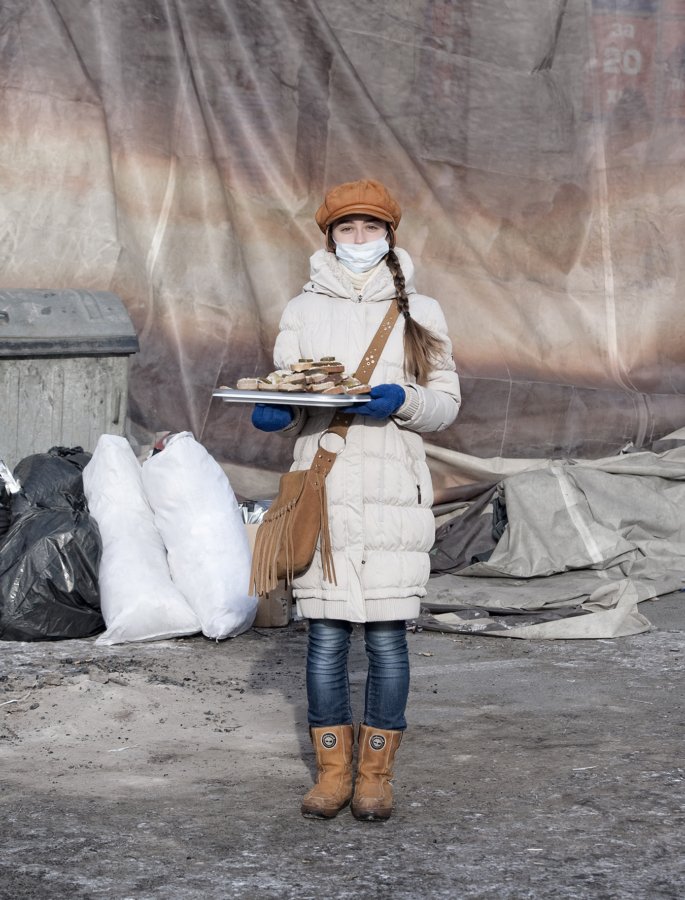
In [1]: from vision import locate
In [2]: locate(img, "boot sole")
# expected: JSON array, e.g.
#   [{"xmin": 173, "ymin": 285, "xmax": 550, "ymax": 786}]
[
  {"xmin": 351, "ymin": 808, "xmax": 391, "ymax": 822},
  {"xmin": 301, "ymin": 799, "xmax": 350, "ymax": 819}
]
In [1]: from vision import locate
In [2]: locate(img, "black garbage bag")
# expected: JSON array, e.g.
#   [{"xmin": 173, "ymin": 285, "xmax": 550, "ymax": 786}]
[
  {"xmin": 11, "ymin": 446, "xmax": 93, "ymax": 516},
  {"xmin": 0, "ymin": 495, "xmax": 10, "ymax": 541},
  {"xmin": 0, "ymin": 447, "xmax": 104, "ymax": 641}
]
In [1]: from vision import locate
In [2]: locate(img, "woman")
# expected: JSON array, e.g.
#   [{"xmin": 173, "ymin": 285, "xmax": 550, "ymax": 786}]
[{"xmin": 252, "ymin": 179, "xmax": 461, "ymax": 820}]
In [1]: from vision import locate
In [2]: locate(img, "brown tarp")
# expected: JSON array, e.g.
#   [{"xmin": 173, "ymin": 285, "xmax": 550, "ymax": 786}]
[{"xmin": 2, "ymin": 1, "xmax": 684, "ymax": 496}]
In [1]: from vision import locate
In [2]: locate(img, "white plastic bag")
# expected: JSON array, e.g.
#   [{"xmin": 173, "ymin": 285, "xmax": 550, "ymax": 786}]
[
  {"xmin": 141, "ymin": 432, "xmax": 257, "ymax": 639},
  {"xmin": 83, "ymin": 435, "xmax": 201, "ymax": 645}
]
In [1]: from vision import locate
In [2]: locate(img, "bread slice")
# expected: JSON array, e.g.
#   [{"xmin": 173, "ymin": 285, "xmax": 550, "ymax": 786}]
[
  {"xmin": 291, "ymin": 359, "xmax": 315, "ymax": 372},
  {"xmin": 282, "ymin": 371, "xmax": 306, "ymax": 385},
  {"xmin": 305, "ymin": 370, "xmax": 329, "ymax": 384}
]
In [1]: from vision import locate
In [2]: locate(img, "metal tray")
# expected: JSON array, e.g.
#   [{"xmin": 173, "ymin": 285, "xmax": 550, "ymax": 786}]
[{"xmin": 212, "ymin": 388, "xmax": 371, "ymax": 407}]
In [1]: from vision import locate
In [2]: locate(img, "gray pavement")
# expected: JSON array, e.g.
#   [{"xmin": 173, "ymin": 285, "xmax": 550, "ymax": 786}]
[{"xmin": 1, "ymin": 593, "xmax": 683, "ymax": 899}]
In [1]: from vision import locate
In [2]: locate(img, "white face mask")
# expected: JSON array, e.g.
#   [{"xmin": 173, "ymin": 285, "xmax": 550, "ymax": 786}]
[{"xmin": 334, "ymin": 237, "xmax": 390, "ymax": 273}]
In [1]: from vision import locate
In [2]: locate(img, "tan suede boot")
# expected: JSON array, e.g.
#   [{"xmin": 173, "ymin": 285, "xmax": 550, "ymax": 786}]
[
  {"xmin": 301, "ymin": 724, "xmax": 355, "ymax": 819},
  {"xmin": 351, "ymin": 724, "xmax": 403, "ymax": 821}
]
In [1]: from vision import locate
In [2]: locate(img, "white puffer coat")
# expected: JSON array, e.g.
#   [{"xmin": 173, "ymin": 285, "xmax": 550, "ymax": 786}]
[{"xmin": 273, "ymin": 248, "xmax": 461, "ymax": 623}]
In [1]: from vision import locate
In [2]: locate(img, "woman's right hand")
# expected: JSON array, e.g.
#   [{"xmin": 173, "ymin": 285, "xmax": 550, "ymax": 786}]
[{"xmin": 251, "ymin": 403, "xmax": 295, "ymax": 432}]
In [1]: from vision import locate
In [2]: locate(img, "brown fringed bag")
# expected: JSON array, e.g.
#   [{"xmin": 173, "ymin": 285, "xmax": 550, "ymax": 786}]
[{"xmin": 249, "ymin": 300, "xmax": 401, "ymax": 596}]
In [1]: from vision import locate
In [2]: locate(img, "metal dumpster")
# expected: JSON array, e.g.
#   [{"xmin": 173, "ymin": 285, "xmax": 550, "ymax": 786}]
[{"xmin": 0, "ymin": 289, "xmax": 139, "ymax": 469}]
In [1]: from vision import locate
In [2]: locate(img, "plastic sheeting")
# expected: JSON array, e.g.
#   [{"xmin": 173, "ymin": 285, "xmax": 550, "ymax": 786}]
[
  {"xmin": 420, "ymin": 432, "xmax": 685, "ymax": 638},
  {"xmin": 1, "ymin": 1, "xmax": 685, "ymax": 491}
]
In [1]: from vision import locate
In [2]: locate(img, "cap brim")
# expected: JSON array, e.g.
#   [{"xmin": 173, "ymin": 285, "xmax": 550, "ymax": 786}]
[{"xmin": 323, "ymin": 204, "xmax": 395, "ymax": 229}]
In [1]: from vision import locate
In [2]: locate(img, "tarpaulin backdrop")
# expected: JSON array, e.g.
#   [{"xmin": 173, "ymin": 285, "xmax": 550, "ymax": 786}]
[{"xmin": 2, "ymin": 0, "xmax": 685, "ymax": 496}]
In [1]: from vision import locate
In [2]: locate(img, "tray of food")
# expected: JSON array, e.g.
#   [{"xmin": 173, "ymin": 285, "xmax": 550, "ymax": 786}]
[
  {"xmin": 214, "ymin": 357, "xmax": 372, "ymax": 407},
  {"xmin": 212, "ymin": 388, "xmax": 370, "ymax": 407}
]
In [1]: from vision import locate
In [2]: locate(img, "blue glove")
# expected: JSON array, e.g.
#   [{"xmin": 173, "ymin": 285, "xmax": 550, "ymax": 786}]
[
  {"xmin": 342, "ymin": 383, "xmax": 406, "ymax": 419},
  {"xmin": 251, "ymin": 403, "xmax": 295, "ymax": 432}
]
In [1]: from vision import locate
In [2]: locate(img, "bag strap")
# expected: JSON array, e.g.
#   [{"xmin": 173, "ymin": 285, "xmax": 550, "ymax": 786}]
[{"xmin": 308, "ymin": 298, "xmax": 401, "ymax": 481}]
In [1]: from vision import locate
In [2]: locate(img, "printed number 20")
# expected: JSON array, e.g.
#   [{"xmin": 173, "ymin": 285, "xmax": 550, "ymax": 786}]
[{"xmin": 603, "ymin": 46, "xmax": 643, "ymax": 76}]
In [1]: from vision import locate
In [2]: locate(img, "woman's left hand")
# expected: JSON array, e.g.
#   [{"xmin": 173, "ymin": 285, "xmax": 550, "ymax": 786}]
[{"xmin": 342, "ymin": 383, "xmax": 405, "ymax": 419}]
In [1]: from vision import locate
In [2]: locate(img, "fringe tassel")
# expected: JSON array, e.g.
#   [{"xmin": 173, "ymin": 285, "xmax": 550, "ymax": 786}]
[
  {"xmin": 248, "ymin": 477, "xmax": 338, "ymax": 596},
  {"xmin": 283, "ymin": 506, "xmax": 296, "ymax": 585},
  {"xmin": 318, "ymin": 480, "xmax": 336, "ymax": 586},
  {"xmin": 250, "ymin": 498, "xmax": 296, "ymax": 596}
]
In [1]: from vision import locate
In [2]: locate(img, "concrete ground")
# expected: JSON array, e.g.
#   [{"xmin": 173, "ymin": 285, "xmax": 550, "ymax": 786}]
[{"xmin": 1, "ymin": 593, "xmax": 683, "ymax": 900}]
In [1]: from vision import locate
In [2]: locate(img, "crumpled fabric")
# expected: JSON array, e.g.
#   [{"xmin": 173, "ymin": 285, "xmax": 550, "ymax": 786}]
[{"xmin": 420, "ymin": 436, "xmax": 685, "ymax": 638}]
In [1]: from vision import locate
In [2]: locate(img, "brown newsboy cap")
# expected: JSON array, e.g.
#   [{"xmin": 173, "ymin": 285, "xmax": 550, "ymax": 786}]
[{"xmin": 315, "ymin": 179, "xmax": 402, "ymax": 233}]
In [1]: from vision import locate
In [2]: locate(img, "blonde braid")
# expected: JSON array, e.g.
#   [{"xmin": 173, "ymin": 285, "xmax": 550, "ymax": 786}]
[{"xmin": 386, "ymin": 249, "xmax": 446, "ymax": 385}]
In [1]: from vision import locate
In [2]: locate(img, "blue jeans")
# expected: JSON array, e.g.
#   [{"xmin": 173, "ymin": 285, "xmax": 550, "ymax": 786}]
[{"xmin": 306, "ymin": 619, "xmax": 410, "ymax": 731}]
